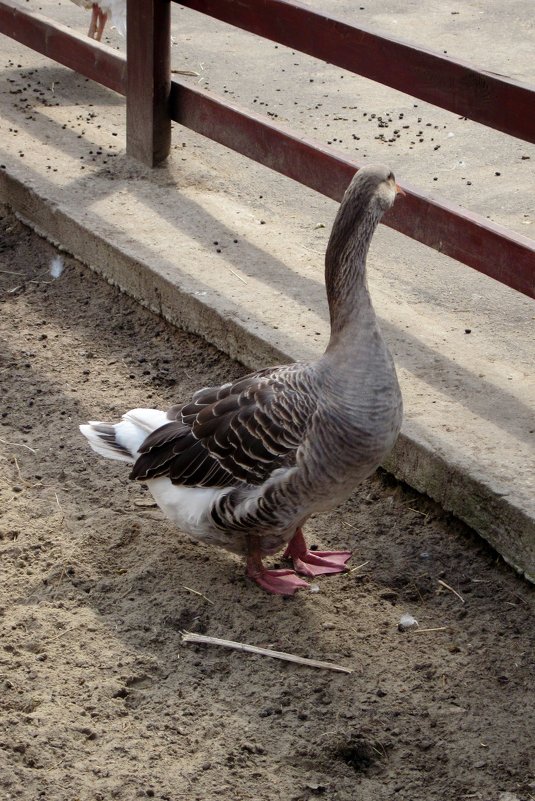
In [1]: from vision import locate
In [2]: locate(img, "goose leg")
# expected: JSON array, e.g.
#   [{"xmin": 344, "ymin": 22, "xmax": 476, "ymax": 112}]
[
  {"xmin": 246, "ymin": 537, "xmax": 308, "ymax": 595},
  {"xmin": 88, "ymin": 4, "xmax": 99, "ymax": 38},
  {"xmin": 95, "ymin": 9, "xmax": 108, "ymax": 41},
  {"xmin": 284, "ymin": 528, "xmax": 351, "ymax": 577}
]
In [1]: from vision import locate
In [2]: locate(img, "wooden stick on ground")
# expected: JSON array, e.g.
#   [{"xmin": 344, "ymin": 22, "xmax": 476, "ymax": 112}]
[
  {"xmin": 413, "ymin": 626, "xmax": 449, "ymax": 633},
  {"xmin": 181, "ymin": 632, "xmax": 353, "ymax": 674},
  {"xmin": 437, "ymin": 579, "xmax": 465, "ymax": 604},
  {"xmin": 0, "ymin": 437, "xmax": 37, "ymax": 454},
  {"xmin": 181, "ymin": 585, "xmax": 215, "ymax": 605}
]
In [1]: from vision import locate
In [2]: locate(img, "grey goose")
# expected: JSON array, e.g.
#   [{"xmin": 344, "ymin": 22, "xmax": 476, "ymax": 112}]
[{"xmin": 80, "ymin": 164, "xmax": 404, "ymax": 594}]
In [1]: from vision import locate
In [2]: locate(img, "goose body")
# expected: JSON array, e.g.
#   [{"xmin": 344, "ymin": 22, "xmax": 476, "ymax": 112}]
[
  {"xmin": 69, "ymin": 0, "xmax": 126, "ymax": 40},
  {"xmin": 80, "ymin": 165, "xmax": 404, "ymax": 594}
]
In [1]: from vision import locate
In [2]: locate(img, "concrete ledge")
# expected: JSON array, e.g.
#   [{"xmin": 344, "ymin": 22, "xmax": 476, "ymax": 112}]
[
  {"xmin": 2, "ymin": 168, "xmax": 534, "ymax": 582},
  {"xmin": 385, "ymin": 435, "xmax": 535, "ymax": 583}
]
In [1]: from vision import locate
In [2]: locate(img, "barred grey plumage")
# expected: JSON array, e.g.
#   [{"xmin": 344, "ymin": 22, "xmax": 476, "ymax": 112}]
[{"xmin": 80, "ymin": 164, "xmax": 404, "ymax": 595}]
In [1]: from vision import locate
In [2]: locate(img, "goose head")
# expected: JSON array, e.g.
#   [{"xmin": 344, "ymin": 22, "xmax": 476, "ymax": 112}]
[
  {"xmin": 326, "ymin": 164, "xmax": 404, "ymax": 275},
  {"xmin": 346, "ymin": 164, "xmax": 405, "ymax": 216}
]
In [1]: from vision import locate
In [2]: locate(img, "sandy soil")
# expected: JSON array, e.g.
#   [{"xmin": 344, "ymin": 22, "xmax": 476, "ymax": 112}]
[{"xmin": 1, "ymin": 210, "xmax": 534, "ymax": 801}]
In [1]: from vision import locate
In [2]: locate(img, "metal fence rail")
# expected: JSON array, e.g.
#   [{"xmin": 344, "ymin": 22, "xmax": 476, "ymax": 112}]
[
  {"xmin": 0, "ymin": 0, "xmax": 533, "ymax": 299},
  {"xmin": 170, "ymin": 82, "xmax": 535, "ymax": 298},
  {"xmin": 177, "ymin": 0, "xmax": 535, "ymax": 144}
]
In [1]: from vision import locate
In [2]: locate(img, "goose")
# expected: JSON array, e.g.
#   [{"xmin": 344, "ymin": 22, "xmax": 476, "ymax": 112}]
[
  {"xmin": 80, "ymin": 165, "xmax": 404, "ymax": 595},
  {"xmin": 69, "ymin": 0, "xmax": 126, "ymax": 41}
]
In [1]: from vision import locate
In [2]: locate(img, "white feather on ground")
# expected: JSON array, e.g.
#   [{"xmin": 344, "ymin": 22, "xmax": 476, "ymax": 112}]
[{"xmin": 49, "ymin": 256, "xmax": 64, "ymax": 279}]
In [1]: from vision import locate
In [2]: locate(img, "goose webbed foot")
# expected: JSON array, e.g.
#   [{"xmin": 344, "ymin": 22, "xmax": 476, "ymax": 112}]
[
  {"xmin": 284, "ymin": 528, "xmax": 351, "ymax": 577},
  {"xmin": 246, "ymin": 538, "xmax": 308, "ymax": 595},
  {"xmin": 248, "ymin": 566, "xmax": 309, "ymax": 595}
]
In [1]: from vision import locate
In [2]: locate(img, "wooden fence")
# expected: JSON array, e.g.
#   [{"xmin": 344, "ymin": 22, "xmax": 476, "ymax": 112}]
[{"xmin": 0, "ymin": 0, "xmax": 533, "ymax": 298}]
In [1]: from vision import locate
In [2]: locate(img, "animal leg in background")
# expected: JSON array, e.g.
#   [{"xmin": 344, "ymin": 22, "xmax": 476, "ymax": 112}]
[{"xmin": 88, "ymin": 4, "xmax": 108, "ymax": 40}]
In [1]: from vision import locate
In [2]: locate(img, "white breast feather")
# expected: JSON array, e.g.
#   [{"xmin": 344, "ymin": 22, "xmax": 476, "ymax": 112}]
[
  {"xmin": 69, "ymin": 0, "xmax": 126, "ymax": 35},
  {"xmin": 148, "ymin": 477, "xmax": 225, "ymax": 533},
  {"xmin": 102, "ymin": 0, "xmax": 126, "ymax": 35}
]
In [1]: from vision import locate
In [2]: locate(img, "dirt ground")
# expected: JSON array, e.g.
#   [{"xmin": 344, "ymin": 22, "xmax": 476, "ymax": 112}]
[{"xmin": 1, "ymin": 210, "xmax": 534, "ymax": 801}]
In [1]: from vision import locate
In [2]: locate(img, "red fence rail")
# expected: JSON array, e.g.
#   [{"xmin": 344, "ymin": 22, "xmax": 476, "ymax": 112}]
[
  {"xmin": 178, "ymin": 0, "xmax": 535, "ymax": 145},
  {"xmin": 170, "ymin": 82, "xmax": 535, "ymax": 297},
  {"xmin": 0, "ymin": 0, "xmax": 534, "ymax": 299}
]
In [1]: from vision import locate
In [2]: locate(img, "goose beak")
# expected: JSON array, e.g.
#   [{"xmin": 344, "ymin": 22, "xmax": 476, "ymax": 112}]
[{"xmin": 395, "ymin": 183, "xmax": 406, "ymax": 196}]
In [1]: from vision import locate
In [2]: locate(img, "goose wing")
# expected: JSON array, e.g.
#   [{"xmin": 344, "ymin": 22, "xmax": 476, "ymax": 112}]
[{"xmin": 129, "ymin": 364, "xmax": 318, "ymax": 488}]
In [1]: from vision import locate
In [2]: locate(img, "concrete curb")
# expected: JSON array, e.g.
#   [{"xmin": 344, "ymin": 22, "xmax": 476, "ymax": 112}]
[{"xmin": 2, "ymin": 168, "xmax": 533, "ymax": 583}]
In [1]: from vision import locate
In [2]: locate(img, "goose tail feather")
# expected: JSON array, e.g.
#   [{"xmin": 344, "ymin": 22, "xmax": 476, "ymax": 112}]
[{"xmin": 80, "ymin": 408, "xmax": 168, "ymax": 464}]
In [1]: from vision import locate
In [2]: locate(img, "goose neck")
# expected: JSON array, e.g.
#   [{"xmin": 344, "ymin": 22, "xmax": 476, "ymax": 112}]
[{"xmin": 324, "ymin": 206, "xmax": 380, "ymax": 338}]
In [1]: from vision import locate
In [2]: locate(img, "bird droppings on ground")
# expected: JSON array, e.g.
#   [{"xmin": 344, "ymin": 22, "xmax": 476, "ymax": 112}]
[{"xmin": 1, "ymin": 211, "xmax": 534, "ymax": 801}]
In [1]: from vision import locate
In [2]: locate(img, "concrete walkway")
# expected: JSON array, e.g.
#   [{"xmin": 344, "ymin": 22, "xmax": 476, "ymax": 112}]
[{"xmin": 1, "ymin": 0, "xmax": 534, "ymax": 579}]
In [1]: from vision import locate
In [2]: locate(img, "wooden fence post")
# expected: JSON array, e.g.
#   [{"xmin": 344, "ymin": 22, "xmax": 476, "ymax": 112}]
[{"xmin": 126, "ymin": 0, "xmax": 171, "ymax": 166}]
